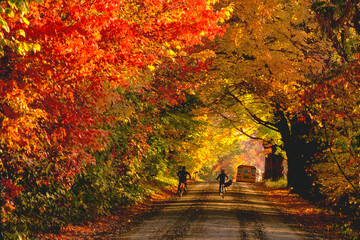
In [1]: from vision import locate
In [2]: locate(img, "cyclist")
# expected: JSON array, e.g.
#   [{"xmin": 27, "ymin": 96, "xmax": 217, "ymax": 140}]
[
  {"xmin": 216, "ymin": 169, "xmax": 229, "ymax": 195},
  {"xmin": 177, "ymin": 166, "xmax": 191, "ymax": 192}
]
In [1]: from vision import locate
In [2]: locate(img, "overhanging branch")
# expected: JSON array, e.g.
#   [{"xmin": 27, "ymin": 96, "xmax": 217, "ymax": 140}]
[
  {"xmin": 225, "ymin": 91, "xmax": 280, "ymax": 132},
  {"xmin": 217, "ymin": 111, "xmax": 271, "ymax": 143}
]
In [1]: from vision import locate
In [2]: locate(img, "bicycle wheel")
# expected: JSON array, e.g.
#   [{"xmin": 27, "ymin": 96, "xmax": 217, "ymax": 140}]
[
  {"xmin": 221, "ymin": 184, "xmax": 225, "ymax": 198},
  {"xmin": 179, "ymin": 182, "xmax": 185, "ymax": 197}
]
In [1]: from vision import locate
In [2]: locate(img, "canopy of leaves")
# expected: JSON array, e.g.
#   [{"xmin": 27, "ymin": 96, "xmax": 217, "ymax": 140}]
[
  {"xmin": 0, "ymin": 0, "xmax": 232, "ymax": 237},
  {"xmin": 203, "ymin": 0, "xmax": 360, "ymax": 225},
  {"xmin": 2, "ymin": 0, "xmax": 360, "ymax": 238}
]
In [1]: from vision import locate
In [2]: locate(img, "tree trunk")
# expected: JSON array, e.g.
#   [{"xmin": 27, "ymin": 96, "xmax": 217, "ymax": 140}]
[
  {"xmin": 284, "ymin": 138, "xmax": 311, "ymax": 193},
  {"xmin": 264, "ymin": 144, "xmax": 284, "ymax": 181},
  {"xmin": 275, "ymin": 110, "xmax": 314, "ymax": 195},
  {"xmin": 264, "ymin": 153, "xmax": 272, "ymax": 180}
]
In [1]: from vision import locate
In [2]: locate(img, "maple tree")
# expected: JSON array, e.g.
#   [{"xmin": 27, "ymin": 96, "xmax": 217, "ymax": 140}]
[
  {"xmin": 2, "ymin": 0, "xmax": 360, "ymax": 237},
  {"xmin": 0, "ymin": 0, "xmax": 231, "ymax": 237},
  {"xmin": 205, "ymin": 0, "xmax": 360, "ymax": 228},
  {"xmin": 201, "ymin": 0, "xmax": 316, "ymax": 193},
  {"xmin": 301, "ymin": 0, "xmax": 360, "ymax": 222},
  {"xmin": 0, "ymin": 0, "xmax": 228, "ymax": 183},
  {"xmin": 0, "ymin": 0, "xmax": 41, "ymax": 56}
]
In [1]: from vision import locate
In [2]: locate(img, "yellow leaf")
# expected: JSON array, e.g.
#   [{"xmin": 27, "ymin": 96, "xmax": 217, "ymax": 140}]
[
  {"xmin": 167, "ymin": 49, "xmax": 176, "ymax": 56},
  {"xmin": 33, "ymin": 43, "xmax": 41, "ymax": 52},
  {"xmin": 21, "ymin": 16, "xmax": 30, "ymax": 25},
  {"xmin": 17, "ymin": 29, "xmax": 26, "ymax": 37}
]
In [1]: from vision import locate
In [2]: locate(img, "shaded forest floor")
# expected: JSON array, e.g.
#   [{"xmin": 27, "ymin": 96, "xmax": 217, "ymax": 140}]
[{"xmin": 37, "ymin": 181, "xmax": 355, "ymax": 239}]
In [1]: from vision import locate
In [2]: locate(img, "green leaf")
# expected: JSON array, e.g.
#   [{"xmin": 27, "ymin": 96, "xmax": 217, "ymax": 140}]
[
  {"xmin": 19, "ymin": 1, "xmax": 29, "ymax": 15},
  {"xmin": 5, "ymin": 8, "xmax": 15, "ymax": 18},
  {"xmin": 0, "ymin": 18, "xmax": 10, "ymax": 32}
]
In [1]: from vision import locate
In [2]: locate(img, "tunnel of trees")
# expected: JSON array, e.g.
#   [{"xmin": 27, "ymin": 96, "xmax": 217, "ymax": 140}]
[{"xmin": 1, "ymin": 0, "xmax": 360, "ymax": 238}]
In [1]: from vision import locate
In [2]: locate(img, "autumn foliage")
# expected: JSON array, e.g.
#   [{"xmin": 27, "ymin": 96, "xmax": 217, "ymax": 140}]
[
  {"xmin": 0, "ymin": 0, "xmax": 232, "ymax": 237},
  {"xmin": 202, "ymin": 0, "xmax": 360, "ymax": 237},
  {"xmin": 1, "ymin": 0, "xmax": 360, "ymax": 238}
]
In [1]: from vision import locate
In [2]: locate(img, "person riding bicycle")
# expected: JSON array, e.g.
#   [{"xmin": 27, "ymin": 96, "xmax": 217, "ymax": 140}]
[
  {"xmin": 177, "ymin": 166, "xmax": 191, "ymax": 192},
  {"xmin": 216, "ymin": 169, "xmax": 229, "ymax": 195}
]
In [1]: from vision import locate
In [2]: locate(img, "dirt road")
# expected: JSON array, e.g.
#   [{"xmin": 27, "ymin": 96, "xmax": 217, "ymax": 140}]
[{"xmin": 118, "ymin": 181, "xmax": 322, "ymax": 240}]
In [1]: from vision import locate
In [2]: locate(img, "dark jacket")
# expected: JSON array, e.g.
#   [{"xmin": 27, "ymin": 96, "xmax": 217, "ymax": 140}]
[
  {"xmin": 178, "ymin": 170, "xmax": 190, "ymax": 182},
  {"xmin": 216, "ymin": 173, "xmax": 228, "ymax": 183}
]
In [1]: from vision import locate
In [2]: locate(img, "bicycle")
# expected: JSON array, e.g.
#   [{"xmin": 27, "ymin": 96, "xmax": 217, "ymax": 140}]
[
  {"xmin": 178, "ymin": 181, "xmax": 186, "ymax": 197},
  {"xmin": 220, "ymin": 182, "xmax": 225, "ymax": 198}
]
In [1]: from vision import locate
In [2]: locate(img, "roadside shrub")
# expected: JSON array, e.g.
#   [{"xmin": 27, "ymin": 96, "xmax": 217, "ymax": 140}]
[
  {"xmin": 1, "ymin": 161, "xmax": 152, "ymax": 238},
  {"xmin": 264, "ymin": 178, "xmax": 287, "ymax": 189},
  {"xmin": 339, "ymin": 223, "xmax": 360, "ymax": 240},
  {"xmin": 1, "ymin": 185, "xmax": 72, "ymax": 239}
]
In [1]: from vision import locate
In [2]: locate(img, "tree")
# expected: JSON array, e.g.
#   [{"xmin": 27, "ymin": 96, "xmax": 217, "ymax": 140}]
[
  {"xmin": 300, "ymin": 0, "xmax": 360, "ymax": 214},
  {"xmin": 202, "ymin": 0, "xmax": 332, "ymax": 194},
  {"xmin": 0, "ymin": 0, "xmax": 229, "ymax": 188},
  {"xmin": 1, "ymin": 0, "xmax": 231, "ymax": 236},
  {"xmin": 0, "ymin": 0, "xmax": 41, "ymax": 56}
]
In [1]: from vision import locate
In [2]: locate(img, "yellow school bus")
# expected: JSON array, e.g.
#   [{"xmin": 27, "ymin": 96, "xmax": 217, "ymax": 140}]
[{"xmin": 236, "ymin": 165, "xmax": 257, "ymax": 183}]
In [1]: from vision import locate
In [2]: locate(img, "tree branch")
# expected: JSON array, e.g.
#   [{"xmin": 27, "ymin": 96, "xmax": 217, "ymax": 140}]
[
  {"xmin": 324, "ymin": 121, "xmax": 360, "ymax": 198},
  {"xmin": 225, "ymin": 91, "xmax": 280, "ymax": 132},
  {"xmin": 216, "ymin": 111, "xmax": 272, "ymax": 143}
]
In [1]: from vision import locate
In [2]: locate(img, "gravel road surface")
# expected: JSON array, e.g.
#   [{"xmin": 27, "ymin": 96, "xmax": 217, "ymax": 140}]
[{"xmin": 118, "ymin": 181, "xmax": 320, "ymax": 240}]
